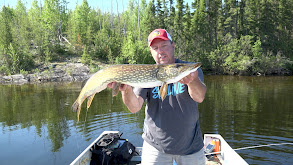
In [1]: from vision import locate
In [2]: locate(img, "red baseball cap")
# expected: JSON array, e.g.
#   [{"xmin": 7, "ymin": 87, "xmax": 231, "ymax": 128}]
[{"xmin": 148, "ymin": 29, "xmax": 172, "ymax": 46}]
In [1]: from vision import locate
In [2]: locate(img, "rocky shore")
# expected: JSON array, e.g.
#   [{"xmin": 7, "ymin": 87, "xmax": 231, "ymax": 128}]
[{"xmin": 0, "ymin": 63, "xmax": 93, "ymax": 85}]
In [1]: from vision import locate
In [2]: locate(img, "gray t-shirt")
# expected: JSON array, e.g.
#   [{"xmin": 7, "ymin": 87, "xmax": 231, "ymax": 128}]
[{"xmin": 134, "ymin": 59, "xmax": 204, "ymax": 155}]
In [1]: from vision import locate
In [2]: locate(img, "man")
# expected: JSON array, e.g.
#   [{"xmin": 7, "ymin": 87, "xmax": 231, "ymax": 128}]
[{"xmin": 108, "ymin": 29, "xmax": 207, "ymax": 165}]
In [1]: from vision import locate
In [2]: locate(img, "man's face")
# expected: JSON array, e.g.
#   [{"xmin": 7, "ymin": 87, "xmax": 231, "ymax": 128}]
[{"xmin": 150, "ymin": 39, "xmax": 175, "ymax": 64}]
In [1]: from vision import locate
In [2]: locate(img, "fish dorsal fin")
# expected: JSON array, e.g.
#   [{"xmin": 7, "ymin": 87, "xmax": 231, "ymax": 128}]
[
  {"xmin": 160, "ymin": 82, "xmax": 168, "ymax": 101},
  {"xmin": 87, "ymin": 94, "xmax": 96, "ymax": 109},
  {"xmin": 112, "ymin": 82, "xmax": 121, "ymax": 96}
]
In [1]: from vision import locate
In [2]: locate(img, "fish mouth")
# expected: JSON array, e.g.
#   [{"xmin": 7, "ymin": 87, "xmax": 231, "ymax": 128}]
[
  {"xmin": 193, "ymin": 62, "xmax": 201, "ymax": 68},
  {"xmin": 187, "ymin": 63, "xmax": 201, "ymax": 73}
]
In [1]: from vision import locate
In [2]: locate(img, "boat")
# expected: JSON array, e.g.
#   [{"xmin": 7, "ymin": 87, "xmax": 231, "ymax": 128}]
[
  {"xmin": 70, "ymin": 131, "xmax": 248, "ymax": 165},
  {"xmin": 204, "ymin": 134, "xmax": 248, "ymax": 165}
]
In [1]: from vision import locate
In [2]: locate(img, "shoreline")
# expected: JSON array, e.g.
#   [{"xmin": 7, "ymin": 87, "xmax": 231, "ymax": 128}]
[
  {"xmin": 0, "ymin": 62, "xmax": 92, "ymax": 85},
  {"xmin": 1, "ymin": 62, "xmax": 291, "ymax": 85}
]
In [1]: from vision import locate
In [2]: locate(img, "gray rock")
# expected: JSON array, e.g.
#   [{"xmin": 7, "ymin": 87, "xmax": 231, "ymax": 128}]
[
  {"xmin": 3, "ymin": 76, "xmax": 12, "ymax": 82},
  {"xmin": 11, "ymin": 74, "xmax": 24, "ymax": 80},
  {"xmin": 15, "ymin": 78, "xmax": 28, "ymax": 84},
  {"xmin": 26, "ymin": 74, "xmax": 39, "ymax": 82},
  {"xmin": 0, "ymin": 63, "xmax": 93, "ymax": 84}
]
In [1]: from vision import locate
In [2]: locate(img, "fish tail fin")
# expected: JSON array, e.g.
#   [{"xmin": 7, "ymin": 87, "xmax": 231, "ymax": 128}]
[
  {"xmin": 72, "ymin": 100, "xmax": 80, "ymax": 112},
  {"xmin": 72, "ymin": 100, "xmax": 81, "ymax": 121}
]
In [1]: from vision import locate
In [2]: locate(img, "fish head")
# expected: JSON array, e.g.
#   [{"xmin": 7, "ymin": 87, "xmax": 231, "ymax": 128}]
[{"xmin": 157, "ymin": 63, "xmax": 202, "ymax": 83}]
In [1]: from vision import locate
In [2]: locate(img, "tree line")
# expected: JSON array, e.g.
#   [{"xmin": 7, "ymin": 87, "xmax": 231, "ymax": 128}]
[{"xmin": 0, "ymin": 0, "xmax": 292, "ymax": 76}]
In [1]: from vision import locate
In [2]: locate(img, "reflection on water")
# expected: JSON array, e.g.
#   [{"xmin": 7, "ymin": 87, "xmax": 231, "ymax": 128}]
[
  {"xmin": 0, "ymin": 76, "xmax": 292, "ymax": 165},
  {"xmin": 201, "ymin": 76, "xmax": 293, "ymax": 165}
]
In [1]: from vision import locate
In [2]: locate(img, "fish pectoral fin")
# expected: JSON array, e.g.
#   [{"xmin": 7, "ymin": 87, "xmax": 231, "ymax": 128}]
[
  {"xmin": 87, "ymin": 94, "xmax": 96, "ymax": 109},
  {"xmin": 160, "ymin": 82, "xmax": 168, "ymax": 101},
  {"xmin": 112, "ymin": 82, "xmax": 121, "ymax": 96}
]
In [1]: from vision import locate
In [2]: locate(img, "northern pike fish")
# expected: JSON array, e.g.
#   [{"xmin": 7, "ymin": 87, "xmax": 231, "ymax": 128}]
[{"xmin": 72, "ymin": 63, "xmax": 201, "ymax": 121}]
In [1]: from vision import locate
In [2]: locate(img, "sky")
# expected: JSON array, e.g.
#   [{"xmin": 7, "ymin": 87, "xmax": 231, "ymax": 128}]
[
  {"xmin": 1, "ymin": 0, "xmax": 194, "ymax": 13},
  {"xmin": 1, "ymin": 0, "xmax": 128, "ymax": 13}
]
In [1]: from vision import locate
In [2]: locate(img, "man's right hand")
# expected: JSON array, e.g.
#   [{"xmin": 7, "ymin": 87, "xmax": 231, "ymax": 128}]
[
  {"xmin": 107, "ymin": 82, "xmax": 143, "ymax": 113},
  {"xmin": 107, "ymin": 82, "xmax": 131, "ymax": 91}
]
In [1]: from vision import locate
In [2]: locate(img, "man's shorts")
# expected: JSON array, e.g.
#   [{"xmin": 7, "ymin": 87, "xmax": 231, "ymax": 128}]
[{"xmin": 141, "ymin": 141, "xmax": 206, "ymax": 165}]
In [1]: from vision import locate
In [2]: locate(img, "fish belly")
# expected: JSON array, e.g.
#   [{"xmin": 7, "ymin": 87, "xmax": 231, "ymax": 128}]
[{"xmin": 125, "ymin": 80, "xmax": 163, "ymax": 88}]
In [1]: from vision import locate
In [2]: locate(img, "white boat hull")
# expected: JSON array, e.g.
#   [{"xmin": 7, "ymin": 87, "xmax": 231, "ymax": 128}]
[
  {"xmin": 204, "ymin": 134, "xmax": 248, "ymax": 165},
  {"xmin": 70, "ymin": 131, "xmax": 248, "ymax": 165}
]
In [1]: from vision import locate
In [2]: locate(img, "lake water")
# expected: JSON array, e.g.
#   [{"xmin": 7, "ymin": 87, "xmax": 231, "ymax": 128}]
[{"xmin": 0, "ymin": 75, "xmax": 292, "ymax": 165}]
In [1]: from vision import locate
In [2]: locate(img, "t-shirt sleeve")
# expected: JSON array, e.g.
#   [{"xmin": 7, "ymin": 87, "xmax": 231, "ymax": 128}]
[{"xmin": 133, "ymin": 87, "xmax": 148, "ymax": 100}]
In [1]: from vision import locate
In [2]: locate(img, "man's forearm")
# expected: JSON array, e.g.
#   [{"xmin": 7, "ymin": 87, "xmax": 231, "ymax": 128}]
[
  {"xmin": 187, "ymin": 77, "xmax": 207, "ymax": 103},
  {"xmin": 121, "ymin": 87, "xmax": 143, "ymax": 113}
]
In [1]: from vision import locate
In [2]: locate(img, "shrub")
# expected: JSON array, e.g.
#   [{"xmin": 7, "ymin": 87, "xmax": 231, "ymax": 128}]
[{"xmin": 252, "ymin": 51, "xmax": 292, "ymax": 75}]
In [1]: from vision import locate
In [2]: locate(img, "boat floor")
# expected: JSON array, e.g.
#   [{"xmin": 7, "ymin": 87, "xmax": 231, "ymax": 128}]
[{"xmin": 206, "ymin": 155, "xmax": 223, "ymax": 165}]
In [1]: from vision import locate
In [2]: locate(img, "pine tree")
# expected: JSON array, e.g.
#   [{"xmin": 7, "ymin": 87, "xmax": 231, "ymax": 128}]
[
  {"xmin": 139, "ymin": 0, "xmax": 151, "ymax": 39},
  {"xmin": 13, "ymin": 0, "xmax": 34, "ymax": 71},
  {"xmin": 277, "ymin": 0, "xmax": 293, "ymax": 58},
  {"xmin": 258, "ymin": 0, "xmax": 277, "ymax": 53},
  {"xmin": 28, "ymin": 0, "xmax": 43, "ymax": 57},
  {"xmin": 182, "ymin": 3, "xmax": 192, "ymax": 60},
  {"xmin": 242, "ymin": 0, "xmax": 259, "ymax": 37},
  {"xmin": 168, "ymin": 0, "xmax": 175, "ymax": 33},
  {"xmin": 0, "ymin": 6, "xmax": 14, "ymax": 74},
  {"xmin": 156, "ymin": 0, "xmax": 165, "ymax": 28},
  {"xmin": 141, "ymin": 0, "xmax": 156, "ymax": 37},
  {"xmin": 174, "ymin": 0, "xmax": 184, "ymax": 37},
  {"xmin": 0, "ymin": 6, "xmax": 13, "ymax": 51},
  {"xmin": 14, "ymin": 0, "xmax": 30, "ymax": 52},
  {"xmin": 162, "ymin": 0, "xmax": 169, "ymax": 30},
  {"xmin": 76, "ymin": 0, "xmax": 91, "ymax": 45},
  {"xmin": 42, "ymin": 0, "xmax": 60, "ymax": 61},
  {"xmin": 206, "ymin": 0, "xmax": 221, "ymax": 48},
  {"xmin": 222, "ymin": 0, "xmax": 240, "ymax": 37},
  {"xmin": 191, "ymin": 0, "xmax": 209, "ymax": 63},
  {"xmin": 173, "ymin": 0, "xmax": 185, "ymax": 57}
]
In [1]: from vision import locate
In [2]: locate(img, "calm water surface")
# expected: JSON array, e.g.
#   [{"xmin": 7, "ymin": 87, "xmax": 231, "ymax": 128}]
[{"xmin": 0, "ymin": 75, "xmax": 292, "ymax": 165}]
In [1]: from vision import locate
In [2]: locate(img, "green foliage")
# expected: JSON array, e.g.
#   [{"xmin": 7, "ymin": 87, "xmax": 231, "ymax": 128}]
[
  {"xmin": 0, "ymin": 0, "xmax": 293, "ymax": 75},
  {"xmin": 252, "ymin": 52, "xmax": 292, "ymax": 75},
  {"xmin": 208, "ymin": 34, "xmax": 254, "ymax": 74},
  {"xmin": 91, "ymin": 28, "xmax": 110, "ymax": 61},
  {"xmin": 1, "ymin": 43, "xmax": 34, "ymax": 74},
  {"xmin": 81, "ymin": 46, "xmax": 92, "ymax": 65},
  {"xmin": 222, "ymin": 35, "xmax": 253, "ymax": 75},
  {"xmin": 0, "ymin": 6, "xmax": 14, "ymax": 51},
  {"xmin": 20, "ymin": 69, "xmax": 29, "ymax": 75},
  {"xmin": 75, "ymin": 0, "xmax": 91, "ymax": 45},
  {"xmin": 120, "ymin": 32, "xmax": 153, "ymax": 64},
  {"xmin": 89, "ymin": 64, "xmax": 100, "ymax": 73},
  {"xmin": 0, "ymin": 65, "xmax": 10, "ymax": 75},
  {"xmin": 209, "ymin": 34, "xmax": 291, "ymax": 75}
]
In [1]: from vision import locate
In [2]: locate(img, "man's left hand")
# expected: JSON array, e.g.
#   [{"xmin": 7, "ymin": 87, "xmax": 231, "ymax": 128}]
[{"xmin": 179, "ymin": 71, "xmax": 198, "ymax": 85}]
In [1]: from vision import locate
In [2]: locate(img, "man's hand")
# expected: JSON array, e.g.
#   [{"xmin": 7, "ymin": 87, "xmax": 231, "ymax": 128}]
[
  {"xmin": 179, "ymin": 71, "xmax": 199, "ymax": 85},
  {"xmin": 107, "ymin": 82, "xmax": 131, "ymax": 91},
  {"xmin": 179, "ymin": 70, "xmax": 206, "ymax": 103},
  {"xmin": 107, "ymin": 82, "xmax": 143, "ymax": 113}
]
